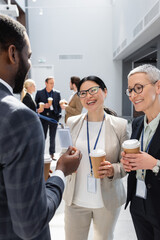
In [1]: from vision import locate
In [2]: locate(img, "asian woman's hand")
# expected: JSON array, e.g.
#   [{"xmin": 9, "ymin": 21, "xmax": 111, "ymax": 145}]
[{"xmin": 98, "ymin": 161, "xmax": 114, "ymax": 178}]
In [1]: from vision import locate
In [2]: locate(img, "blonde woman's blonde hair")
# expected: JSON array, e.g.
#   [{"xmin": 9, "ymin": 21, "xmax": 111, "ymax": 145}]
[{"xmin": 21, "ymin": 79, "xmax": 35, "ymax": 101}]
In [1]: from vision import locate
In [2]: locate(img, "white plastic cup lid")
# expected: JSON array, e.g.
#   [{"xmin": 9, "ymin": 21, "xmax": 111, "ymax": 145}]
[
  {"xmin": 44, "ymin": 154, "xmax": 52, "ymax": 163},
  {"xmin": 89, "ymin": 149, "xmax": 106, "ymax": 157},
  {"xmin": 122, "ymin": 139, "xmax": 140, "ymax": 149}
]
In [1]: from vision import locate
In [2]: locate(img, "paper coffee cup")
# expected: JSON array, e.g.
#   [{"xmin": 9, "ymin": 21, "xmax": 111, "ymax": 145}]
[
  {"xmin": 90, "ymin": 149, "xmax": 106, "ymax": 178},
  {"xmin": 60, "ymin": 99, "xmax": 67, "ymax": 104},
  {"xmin": 39, "ymin": 102, "xmax": 44, "ymax": 111},
  {"xmin": 44, "ymin": 155, "xmax": 52, "ymax": 181},
  {"xmin": 48, "ymin": 97, "xmax": 53, "ymax": 105},
  {"xmin": 122, "ymin": 139, "xmax": 140, "ymax": 154},
  {"xmin": 60, "ymin": 148, "xmax": 68, "ymax": 157}
]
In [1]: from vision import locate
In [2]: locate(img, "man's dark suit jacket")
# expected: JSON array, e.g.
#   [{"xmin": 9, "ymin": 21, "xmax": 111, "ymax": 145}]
[
  {"xmin": 0, "ymin": 82, "xmax": 64, "ymax": 240},
  {"xmin": 125, "ymin": 115, "xmax": 160, "ymax": 226},
  {"xmin": 35, "ymin": 88, "xmax": 61, "ymax": 121},
  {"xmin": 22, "ymin": 92, "xmax": 36, "ymax": 112}
]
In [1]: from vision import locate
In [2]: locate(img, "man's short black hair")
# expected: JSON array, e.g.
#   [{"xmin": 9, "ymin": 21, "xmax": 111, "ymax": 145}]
[
  {"xmin": 45, "ymin": 77, "xmax": 54, "ymax": 83},
  {"xmin": 0, "ymin": 14, "xmax": 26, "ymax": 52},
  {"xmin": 71, "ymin": 76, "xmax": 80, "ymax": 89}
]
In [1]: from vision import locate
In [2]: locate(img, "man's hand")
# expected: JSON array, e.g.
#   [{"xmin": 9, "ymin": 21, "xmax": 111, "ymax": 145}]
[
  {"xmin": 44, "ymin": 103, "xmax": 50, "ymax": 109},
  {"xmin": 59, "ymin": 99, "xmax": 68, "ymax": 110},
  {"xmin": 60, "ymin": 103, "xmax": 68, "ymax": 110},
  {"xmin": 56, "ymin": 146, "xmax": 82, "ymax": 176}
]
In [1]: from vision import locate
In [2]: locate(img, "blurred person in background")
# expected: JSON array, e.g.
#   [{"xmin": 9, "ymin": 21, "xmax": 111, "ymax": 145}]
[
  {"xmin": 35, "ymin": 77, "xmax": 61, "ymax": 160},
  {"xmin": 21, "ymin": 78, "xmax": 37, "ymax": 112},
  {"xmin": 60, "ymin": 76, "xmax": 83, "ymax": 123}
]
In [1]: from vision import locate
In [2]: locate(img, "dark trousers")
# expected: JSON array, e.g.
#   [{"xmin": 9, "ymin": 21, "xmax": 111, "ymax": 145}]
[
  {"xmin": 41, "ymin": 119, "xmax": 58, "ymax": 154},
  {"xmin": 130, "ymin": 195, "xmax": 160, "ymax": 240}
]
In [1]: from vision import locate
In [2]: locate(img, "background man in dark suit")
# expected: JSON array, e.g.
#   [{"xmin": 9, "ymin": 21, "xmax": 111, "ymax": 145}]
[
  {"xmin": 0, "ymin": 14, "xmax": 81, "ymax": 240},
  {"xmin": 35, "ymin": 77, "xmax": 61, "ymax": 160}
]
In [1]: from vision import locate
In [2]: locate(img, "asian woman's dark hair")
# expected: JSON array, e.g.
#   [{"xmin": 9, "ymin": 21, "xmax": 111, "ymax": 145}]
[
  {"xmin": 104, "ymin": 107, "xmax": 117, "ymax": 116},
  {"xmin": 78, "ymin": 75, "xmax": 117, "ymax": 116},
  {"xmin": 77, "ymin": 76, "xmax": 107, "ymax": 92}
]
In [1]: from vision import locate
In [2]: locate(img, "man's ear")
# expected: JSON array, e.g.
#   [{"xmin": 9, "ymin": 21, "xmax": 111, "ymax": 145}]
[
  {"xmin": 8, "ymin": 45, "xmax": 18, "ymax": 64},
  {"xmin": 104, "ymin": 88, "xmax": 107, "ymax": 98},
  {"xmin": 156, "ymin": 80, "xmax": 160, "ymax": 94}
]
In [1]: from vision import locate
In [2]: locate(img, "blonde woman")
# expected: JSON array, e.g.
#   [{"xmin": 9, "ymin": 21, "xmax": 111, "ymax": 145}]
[{"xmin": 21, "ymin": 79, "xmax": 37, "ymax": 112}]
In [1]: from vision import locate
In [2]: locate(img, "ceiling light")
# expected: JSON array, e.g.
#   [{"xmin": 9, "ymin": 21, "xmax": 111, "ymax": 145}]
[
  {"xmin": 39, "ymin": 8, "xmax": 43, "ymax": 15},
  {"xmin": 0, "ymin": 0, "xmax": 19, "ymax": 17}
]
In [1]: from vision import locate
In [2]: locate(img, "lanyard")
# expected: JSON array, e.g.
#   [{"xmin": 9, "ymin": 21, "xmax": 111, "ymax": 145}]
[
  {"xmin": 87, "ymin": 114, "xmax": 105, "ymax": 175},
  {"xmin": 141, "ymin": 128, "xmax": 154, "ymax": 179}
]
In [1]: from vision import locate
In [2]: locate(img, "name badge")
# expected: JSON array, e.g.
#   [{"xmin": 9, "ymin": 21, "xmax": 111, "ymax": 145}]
[
  {"xmin": 87, "ymin": 174, "xmax": 97, "ymax": 194},
  {"xmin": 136, "ymin": 179, "xmax": 147, "ymax": 199},
  {"xmin": 57, "ymin": 127, "xmax": 72, "ymax": 149},
  {"xmin": 50, "ymin": 105, "xmax": 54, "ymax": 110}
]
